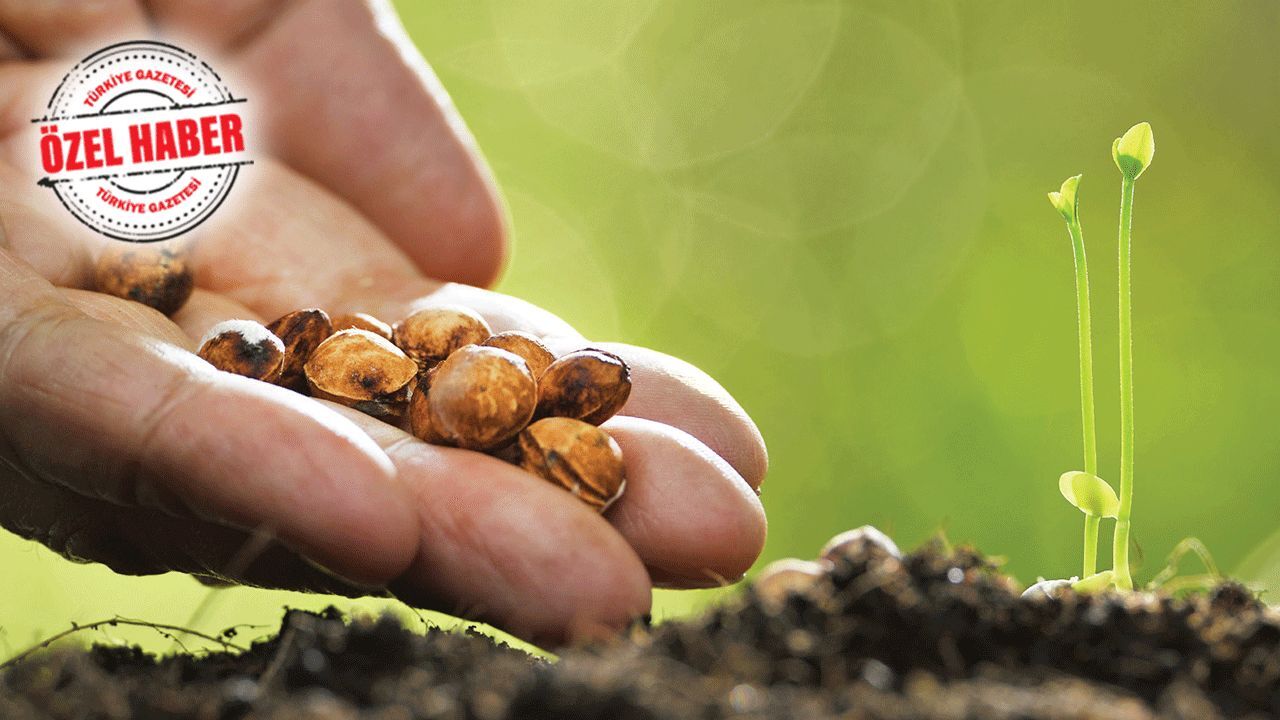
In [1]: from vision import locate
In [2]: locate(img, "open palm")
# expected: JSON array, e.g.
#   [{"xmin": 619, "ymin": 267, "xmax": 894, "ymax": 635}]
[{"xmin": 0, "ymin": 1, "xmax": 766, "ymax": 644}]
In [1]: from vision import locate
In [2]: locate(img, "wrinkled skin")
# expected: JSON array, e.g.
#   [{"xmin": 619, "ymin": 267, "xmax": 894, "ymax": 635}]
[{"xmin": 0, "ymin": 0, "xmax": 767, "ymax": 646}]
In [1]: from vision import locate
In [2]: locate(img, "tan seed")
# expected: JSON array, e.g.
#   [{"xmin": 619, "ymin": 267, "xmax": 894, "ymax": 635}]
[
  {"xmin": 94, "ymin": 245, "xmax": 194, "ymax": 316},
  {"xmin": 517, "ymin": 417, "xmax": 625, "ymax": 511},
  {"xmin": 266, "ymin": 309, "xmax": 333, "ymax": 393},
  {"xmin": 482, "ymin": 331, "xmax": 556, "ymax": 380},
  {"xmin": 422, "ymin": 346, "xmax": 536, "ymax": 451},
  {"xmin": 535, "ymin": 349, "xmax": 631, "ymax": 425},
  {"xmin": 304, "ymin": 329, "xmax": 418, "ymax": 415},
  {"xmin": 197, "ymin": 320, "xmax": 285, "ymax": 382},
  {"xmin": 392, "ymin": 305, "xmax": 491, "ymax": 367},
  {"xmin": 331, "ymin": 312, "xmax": 393, "ymax": 341}
]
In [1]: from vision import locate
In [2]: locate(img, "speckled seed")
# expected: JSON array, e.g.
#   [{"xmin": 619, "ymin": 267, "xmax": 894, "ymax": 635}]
[
  {"xmin": 535, "ymin": 349, "xmax": 631, "ymax": 425},
  {"xmin": 819, "ymin": 526, "xmax": 902, "ymax": 563},
  {"xmin": 304, "ymin": 329, "xmax": 418, "ymax": 417},
  {"xmin": 93, "ymin": 245, "xmax": 194, "ymax": 316},
  {"xmin": 266, "ymin": 309, "xmax": 333, "ymax": 393},
  {"xmin": 392, "ymin": 306, "xmax": 491, "ymax": 367},
  {"xmin": 482, "ymin": 331, "xmax": 556, "ymax": 380},
  {"xmin": 407, "ymin": 374, "xmax": 444, "ymax": 444},
  {"xmin": 753, "ymin": 559, "xmax": 828, "ymax": 612},
  {"xmin": 422, "ymin": 346, "xmax": 536, "ymax": 451},
  {"xmin": 517, "ymin": 417, "xmax": 625, "ymax": 512},
  {"xmin": 331, "ymin": 312, "xmax": 394, "ymax": 341},
  {"xmin": 197, "ymin": 320, "xmax": 285, "ymax": 382}
]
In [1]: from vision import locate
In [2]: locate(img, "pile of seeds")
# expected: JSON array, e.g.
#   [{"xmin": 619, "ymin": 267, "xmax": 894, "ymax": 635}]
[
  {"xmin": 93, "ymin": 246, "xmax": 632, "ymax": 510},
  {"xmin": 198, "ymin": 307, "xmax": 632, "ymax": 511}
]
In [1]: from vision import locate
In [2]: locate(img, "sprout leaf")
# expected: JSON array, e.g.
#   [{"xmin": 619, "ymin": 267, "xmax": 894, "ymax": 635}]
[{"xmin": 1059, "ymin": 470, "xmax": 1121, "ymax": 518}]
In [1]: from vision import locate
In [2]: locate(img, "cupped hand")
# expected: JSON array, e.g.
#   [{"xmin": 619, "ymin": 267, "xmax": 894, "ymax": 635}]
[{"xmin": 0, "ymin": 1, "xmax": 767, "ymax": 645}]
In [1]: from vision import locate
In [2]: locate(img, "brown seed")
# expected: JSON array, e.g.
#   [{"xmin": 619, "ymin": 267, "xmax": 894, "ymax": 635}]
[
  {"xmin": 407, "ymin": 374, "xmax": 444, "ymax": 444},
  {"xmin": 819, "ymin": 526, "xmax": 902, "ymax": 563},
  {"xmin": 197, "ymin": 320, "xmax": 285, "ymax": 382},
  {"xmin": 331, "ymin": 312, "xmax": 393, "ymax": 341},
  {"xmin": 418, "ymin": 346, "xmax": 536, "ymax": 450},
  {"xmin": 392, "ymin": 305, "xmax": 491, "ymax": 367},
  {"xmin": 482, "ymin": 331, "xmax": 556, "ymax": 379},
  {"xmin": 535, "ymin": 349, "xmax": 631, "ymax": 425},
  {"xmin": 517, "ymin": 417, "xmax": 625, "ymax": 511},
  {"xmin": 266, "ymin": 309, "xmax": 333, "ymax": 393},
  {"xmin": 304, "ymin": 329, "xmax": 418, "ymax": 416},
  {"xmin": 753, "ymin": 559, "xmax": 828, "ymax": 612},
  {"xmin": 93, "ymin": 245, "xmax": 194, "ymax": 316}
]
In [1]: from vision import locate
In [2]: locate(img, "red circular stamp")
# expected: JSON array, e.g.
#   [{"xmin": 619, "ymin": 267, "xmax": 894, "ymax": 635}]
[{"xmin": 33, "ymin": 40, "xmax": 252, "ymax": 243}]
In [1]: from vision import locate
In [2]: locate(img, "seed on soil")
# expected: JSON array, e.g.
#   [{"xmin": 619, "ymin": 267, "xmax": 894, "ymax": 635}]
[
  {"xmin": 517, "ymin": 417, "xmax": 626, "ymax": 511},
  {"xmin": 414, "ymin": 346, "xmax": 537, "ymax": 451},
  {"xmin": 266, "ymin": 309, "xmax": 333, "ymax": 393},
  {"xmin": 392, "ymin": 306, "xmax": 491, "ymax": 367},
  {"xmin": 304, "ymin": 329, "xmax": 418, "ymax": 416},
  {"xmin": 331, "ymin": 312, "xmax": 394, "ymax": 341},
  {"xmin": 482, "ymin": 331, "xmax": 556, "ymax": 380},
  {"xmin": 535, "ymin": 349, "xmax": 632, "ymax": 425},
  {"xmin": 197, "ymin": 320, "xmax": 285, "ymax": 382},
  {"xmin": 93, "ymin": 245, "xmax": 194, "ymax": 316},
  {"xmin": 820, "ymin": 525, "xmax": 903, "ymax": 563},
  {"xmin": 752, "ymin": 558, "xmax": 828, "ymax": 611}
]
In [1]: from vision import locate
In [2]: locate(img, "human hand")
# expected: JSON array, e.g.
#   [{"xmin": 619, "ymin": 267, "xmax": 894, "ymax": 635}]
[{"xmin": 0, "ymin": 1, "xmax": 767, "ymax": 645}]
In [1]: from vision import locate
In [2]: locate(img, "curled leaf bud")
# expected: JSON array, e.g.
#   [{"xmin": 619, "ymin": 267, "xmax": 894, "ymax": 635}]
[
  {"xmin": 1112, "ymin": 121, "xmax": 1154, "ymax": 180},
  {"xmin": 197, "ymin": 320, "xmax": 285, "ymax": 382},
  {"xmin": 1047, "ymin": 174, "xmax": 1082, "ymax": 223}
]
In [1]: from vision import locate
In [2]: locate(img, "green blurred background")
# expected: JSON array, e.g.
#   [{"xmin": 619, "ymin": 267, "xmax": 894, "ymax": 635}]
[{"xmin": 5, "ymin": 1, "xmax": 1280, "ymax": 655}]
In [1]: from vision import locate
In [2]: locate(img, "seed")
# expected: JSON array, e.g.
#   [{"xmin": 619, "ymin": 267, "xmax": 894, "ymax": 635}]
[
  {"xmin": 753, "ymin": 559, "xmax": 828, "ymax": 612},
  {"xmin": 517, "ymin": 417, "xmax": 625, "ymax": 512},
  {"xmin": 535, "ymin": 349, "xmax": 631, "ymax": 425},
  {"xmin": 392, "ymin": 305, "xmax": 491, "ymax": 368},
  {"xmin": 197, "ymin": 320, "xmax": 285, "ymax": 382},
  {"xmin": 416, "ymin": 346, "xmax": 536, "ymax": 451},
  {"xmin": 304, "ymin": 329, "xmax": 418, "ymax": 417},
  {"xmin": 482, "ymin": 331, "xmax": 556, "ymax": 379},
  {"xmin": 819, "ymin": 526, "xmax": 902, "ymax": 563},
  {"xmin": 407, "ymin": 374, "xmax": 444, "ymax": 444},
  {"xmin": 266, "ymin": 309, "xmax": 333, "ymax": 393},
  {"xmin": 331, "ymin": 312, "xmax": 393, "ymax": 342},
  {"xmin": 94, "ymin": 245, "xmax": 194, "ymax": 316}
]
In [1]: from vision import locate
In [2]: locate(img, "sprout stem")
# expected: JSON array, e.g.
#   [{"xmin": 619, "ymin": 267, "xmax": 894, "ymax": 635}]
[
  {"xmin": 1066, "ymin": 213, "xmax": 1100, "ymax": 576},
  {"xmin": 1083, "ymin": 514, "xmax": 1100, "ymax": 577},
  {"xmin": 1113, "ymin": 175, "xmax": 1137, "ymax": 590}
]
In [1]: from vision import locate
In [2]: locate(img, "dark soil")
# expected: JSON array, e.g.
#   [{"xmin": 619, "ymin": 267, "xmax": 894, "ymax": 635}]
[{"xmin": 4, "ymin": 538, "xmax": 1279, "ymax": 719}]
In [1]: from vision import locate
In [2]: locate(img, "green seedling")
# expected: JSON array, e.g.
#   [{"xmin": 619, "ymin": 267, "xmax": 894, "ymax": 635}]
[
  {"xmin": 1111, "ymin": 121, "xmax": 1155, "ymax": 590},
  {"xmin": 1046, "ymin": 122, "xmax": 1154, "ymax": 592},
  {"xmin": 1048, "ymin": 176, "xmax": 1111, "ymax": 577}
]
